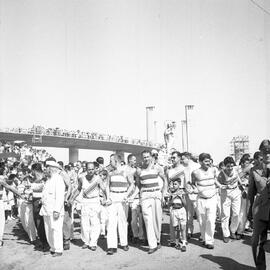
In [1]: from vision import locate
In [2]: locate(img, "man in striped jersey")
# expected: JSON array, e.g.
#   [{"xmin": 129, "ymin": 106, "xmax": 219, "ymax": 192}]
[
  {"xmin": 190, "ymin": 153, "xmax": 222, "ymax": 249},
  {"xmin": 106, "ymin": 154, "xmax": 134, "ymax": 255},
  {"xmin": 69, "ymin": 162, "xmax": 107, "ymax": 251},
  {"xmin": 217, "ymin": 156, "xmax": 244, "ymax": 243},
  {"xmin": 136, "ymin": 150, "xmax": 167, "ymax": 254},
  {"xmin": 166, "ymin": 151, "xmax": 185, "ymax": 246}
]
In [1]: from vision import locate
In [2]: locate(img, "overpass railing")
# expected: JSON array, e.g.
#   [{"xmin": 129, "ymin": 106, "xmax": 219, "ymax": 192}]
[{"xmin": 0, "ymin": 127, "xmax": 162, "ymax": 149}]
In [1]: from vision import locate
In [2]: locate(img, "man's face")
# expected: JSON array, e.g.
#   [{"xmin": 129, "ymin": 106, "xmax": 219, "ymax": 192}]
[
  {"xmin": 224, "ymin": 163, "xmax": 234, "ymax": 175},
  {"xmin": 263, "ymin": 151, "xmax": 270, "ymax": 165},
  {"xmin": 110, "ymin": 157, "xmax": 117, "ymax": 168},
  {"xmin": 82, "ymin": 163, "xmax": 87, "ymax": 172},
  {"xmin": 181, "ymin": 156, "xmax": 189, "ymax": 166},
  {"xmin": 87, "ymin": 163, "xmax": 95, "ymax": 177},
  {"xmin": 171, "ymin": 154, "xmax": 180, "ymax": 166},
  {"xmin": 17, "ymin": 171, "xmax": 24, "ymax": 180},
  {"xmin": 172, "ymin": 181, "xmax": 180, "ymax": 191},
  {"xmin": 129, "ymin": 156, "xmax": 137, "ymax": 167},
  {"xmin": 200, "ymin": 158, "xmax": 212, "ymax": 170},
  {"xmin": 94, "ymin": 166, "xmax": 100, "ymax": 175},
  {"xmin": 142, "ymin": 152, "xmax": 151, "ymax": 166}
]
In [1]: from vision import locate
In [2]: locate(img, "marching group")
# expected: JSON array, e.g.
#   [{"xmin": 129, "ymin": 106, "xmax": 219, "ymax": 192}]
[{"xmin": 0, "ymin": 139, "xmax": 269, "ymax": 270}]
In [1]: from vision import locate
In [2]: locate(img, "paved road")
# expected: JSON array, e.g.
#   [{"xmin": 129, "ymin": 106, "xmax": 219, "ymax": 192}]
[{"xmin": 0, "ymin": 212, "xmax": 269, "ymax": 270}]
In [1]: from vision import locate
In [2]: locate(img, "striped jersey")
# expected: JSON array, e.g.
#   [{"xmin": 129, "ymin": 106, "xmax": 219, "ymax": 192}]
[
  {"xmin": 139, "ymin": 166, "xmax": 161, "ymax": 193},
  {"xmin": 109, "ymin": 169, "xmax": 129, "ymax": 193},
  {"xmin": 192, "ymin": 167, "xmax": 217, "ymax": 199},
  {"xmin": 217, "ymin": 168, "xmax": 240, "ymax": 189},
  {"xmin": 81, "ymin": 174, "xmax": 101, "ymax": 202},
  {"xmin": 167, "ymin": 165, "xmax": 185, "ymax": 189}
]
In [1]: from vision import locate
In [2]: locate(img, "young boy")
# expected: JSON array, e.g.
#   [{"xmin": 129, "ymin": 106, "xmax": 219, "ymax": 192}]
[{"xmin": 168, "ymin": 178, "xmax": 187, "ymax": 251}]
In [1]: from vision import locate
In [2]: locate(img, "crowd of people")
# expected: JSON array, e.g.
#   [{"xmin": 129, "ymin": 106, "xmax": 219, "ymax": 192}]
[
  {"xmin": 0, "ymin": 125, "xmax": 161, "ymax": 148},
  {"xmin": 0, "ymin": 139, "xmax": 269, "ymax": 270}
]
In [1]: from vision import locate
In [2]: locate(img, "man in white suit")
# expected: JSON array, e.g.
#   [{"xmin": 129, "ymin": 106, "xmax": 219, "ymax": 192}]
[{"xmin": 40, "ymin": 159, "xmax": 65, "ymax": 257}]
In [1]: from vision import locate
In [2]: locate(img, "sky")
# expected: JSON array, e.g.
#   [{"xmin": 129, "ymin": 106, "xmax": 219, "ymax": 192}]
[{"xmin": 0, "ymin": 0, "xmax": 269, "ymax": 164}]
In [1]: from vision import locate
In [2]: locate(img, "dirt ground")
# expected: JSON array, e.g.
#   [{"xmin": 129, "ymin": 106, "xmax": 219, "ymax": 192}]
[{"xmin": 0, "ymin": 211, "xmax": 269, "ymax": 270}]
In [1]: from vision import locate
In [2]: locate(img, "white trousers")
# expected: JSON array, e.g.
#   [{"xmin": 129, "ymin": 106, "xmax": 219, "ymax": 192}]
[
  {"xmin": 20, "ymin": 201, "xmax": 37, "ymax": 241},
  {"xmin": 43, "ymin": 215, "xmax": 64, "ymax": 253},
  {"xmin": 0, "ymin": 200, "xmax": 5, "ymax": 241},
  {"xmin": 141, "ymin": 196, "xmax": 162, "ymax": 249},
  {"xmin": 107, "ymin": 202, "xmax": 128, "ymax": 249},
  {"xmin": 220, "ymin": 188, "xmax": 241, "ymax": 237},
  {"xmin": 81, "ymin": 202, "xmax": 101, "ymax": 246},
  {"xmin": 197, "ymin": 195, "xmax": 217, "ymax": 245},
  {"xmin": 100, "ymin": 205, "xmax": 108, "ymax": 235},
  {"xmin": 130, "ymin": 199, "xmax": 144, "ymax": 239},
  {"xmin": 237, "ymin": 196, "xmax": 248, "ymax": 234},
  {"xmin": 186, "ymin": 194, "xmax": 198, "ymax": 235}
]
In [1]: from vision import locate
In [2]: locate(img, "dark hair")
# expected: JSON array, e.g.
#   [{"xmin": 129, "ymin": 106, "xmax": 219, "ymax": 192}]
[
  {"xmin": 93, "ymin": 161, "xmax": 99, "ymax": 168},
  {"xmin": 218, "ymin": 161, "xmax": 225, "ymax": 169},
  {"xmin": 45, "ymin": 157, "xmax": 56, "ymax": 162},
  {"xmin": 172, "ymin": 177, "xmax": 181, "ymax": 184},
  {"xmin": 31, "ymin": 163, "xmax": 43, "ymax": 173},
  {"xmin": 57, "ymin": 161, "xmax": 64, "ymax": 167},
  {"xmin": 199, "ymin": 153, "xmax": 211, "ymax": 162},
  {"xmin": 239, "ymin": 154, "xmax": 250, "ymax": 166},
  {"xmin": 253, "ymin": 151, "xmax": 263, "ymax": 160},
  {"xmin": 259, "ymin": 139, "xmax": 270, "ymax": 152},
  {"xmin": 223, "ymin": 156, "xmax": 236, "ymax": 166},
  {"xmin": 96, "ymin": 157, "xmax": 104, "ymax": 165},
  {"xmin": 100, "ymin": 170, "xmax": 108, "ymax": 177},
  {"xmin": 171, "ymin": 151, "xmax": 181, "ymax": 157},
  {"xmin": 180, "ymin": 152, "xmax": 191, "ymax": 159},
  {"xmin": 127, "ymin": 154, "xmax": 136, "ymax": 162},
  {"xmin": 0, "ymin": 167, "xmax": 5, "ymax": 175},
  {"xmin": 8, "ymin": 174, "xmax": 17, "ymax": 181},
  {"xmin": 64, "ymin": 165, "xmax": 71, "ymax": 171},
  {"xmin": 141, "ymin": 150, "xmax": 151, "ymax": 156}
]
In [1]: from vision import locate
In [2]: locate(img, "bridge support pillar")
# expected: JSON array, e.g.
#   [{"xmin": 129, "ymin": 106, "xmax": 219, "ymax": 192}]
[
  {"xmin": 114, "ymin": 150, "xmax": 125, "ymax": 162},
  {"xmin": 69, "ymin": 147, "xmax": 79, "ymax": 163}
]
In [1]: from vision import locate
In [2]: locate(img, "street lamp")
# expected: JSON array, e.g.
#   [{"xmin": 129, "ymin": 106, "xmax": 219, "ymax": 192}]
[
  {"xmin": 146, "ymin": 106, "xmax": 155, "ymax": 141},
  {"xmin": 185, "ymin": 105, "xmax": 194, "ymax": 152},
  {"xmin": 181, "ymin": 120, "xmax": 186, "ymax": 152}
]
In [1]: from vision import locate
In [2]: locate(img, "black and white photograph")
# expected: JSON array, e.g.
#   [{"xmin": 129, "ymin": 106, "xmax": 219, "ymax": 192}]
[{"xmin": 0, "ymin": 0, "xmax": 269, "ymax": 269}]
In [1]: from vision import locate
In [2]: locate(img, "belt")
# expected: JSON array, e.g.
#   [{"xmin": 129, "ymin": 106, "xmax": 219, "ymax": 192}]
[
  {"xmin": 110, "ymin": 190, "xmax": 126, "ymax": 193},
  {"xmin": 141, "ymin": 188, "xmax": 160, "ymax": 193},
  {"xmin": 226, "ymin": 186, "xmax": 237, "ymax": 190},
  {"xmin": 172, "ymin": 204, "xmax": 183, "ymax": 209}
]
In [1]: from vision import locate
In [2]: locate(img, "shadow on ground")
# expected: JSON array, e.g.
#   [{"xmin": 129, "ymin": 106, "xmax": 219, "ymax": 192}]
[{"xmin": 200, "ymin": 254, "xmax": 255, "ymax": 270}]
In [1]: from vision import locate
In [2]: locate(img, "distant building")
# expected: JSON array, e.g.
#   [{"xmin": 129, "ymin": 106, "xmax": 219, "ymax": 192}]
[{"xmin": 230, "ymin": 136, "xmax": 249, "ymax": 162}]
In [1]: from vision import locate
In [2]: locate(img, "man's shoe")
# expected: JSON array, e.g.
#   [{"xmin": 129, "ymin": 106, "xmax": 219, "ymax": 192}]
[
  {"xmin": 223, "ymin": 237, "xmax": 230, "ymax": 243},
  {"xmin": 107, "ymin": 248, "xmax": 114, "ymax": 255},
  {"xmin": 236, "ymin": 233, "xmax": 242, "ymax": 240},
  {"xmin": 132, "ymin": 237, "xmax": 139, "ymax": 244},
  {"xmin": 148, "ymin": 247, "xmax": 158, "ymax": 254},
  {"xmin": 112, "ymin": 248, "xmax": 117, "ymax": 253},
  {"xmin": 187, "ymin": 233, "xmax": 193, "ymax": 239},
  {"xmin": 52, "ymin": 252, "xmax": 62, "ymax": 257},
  {"xmin": 63, "ymin": 243, "xmax": 70, "ymax": 250},
  {"xmin": 181, "ymin": 245, "xmax": 187, "ymax": 252},
  {"xmin": 89, "ymin": 246, "xmax": 97, "ymax": 251},
  {"xmin": 82, "ymin": 244, "xmax": 88, "ymax": 249},
  {"xmin": 122, "ymin": 245, "xmax": 129, "ymax": 251},
  {"xmin": 157, "ymin": 242, "xmax": 161, "ymax": 249},
  {"xmin": 169, "ymin": 242, "xmax": 176, "ymax": 247},
  {"xmin": 230, "ymin": 233, "xmax": 237, "ymax": 240},
  {"xmin": 206, "ymin": 244, "xmax": 214, "ymax": 249}
]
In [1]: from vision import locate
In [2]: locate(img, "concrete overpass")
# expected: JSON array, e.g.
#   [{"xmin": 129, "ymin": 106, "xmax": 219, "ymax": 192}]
[{"xmin": 0, "ymin": 131, "xmax": 160, "ymax": 162}]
